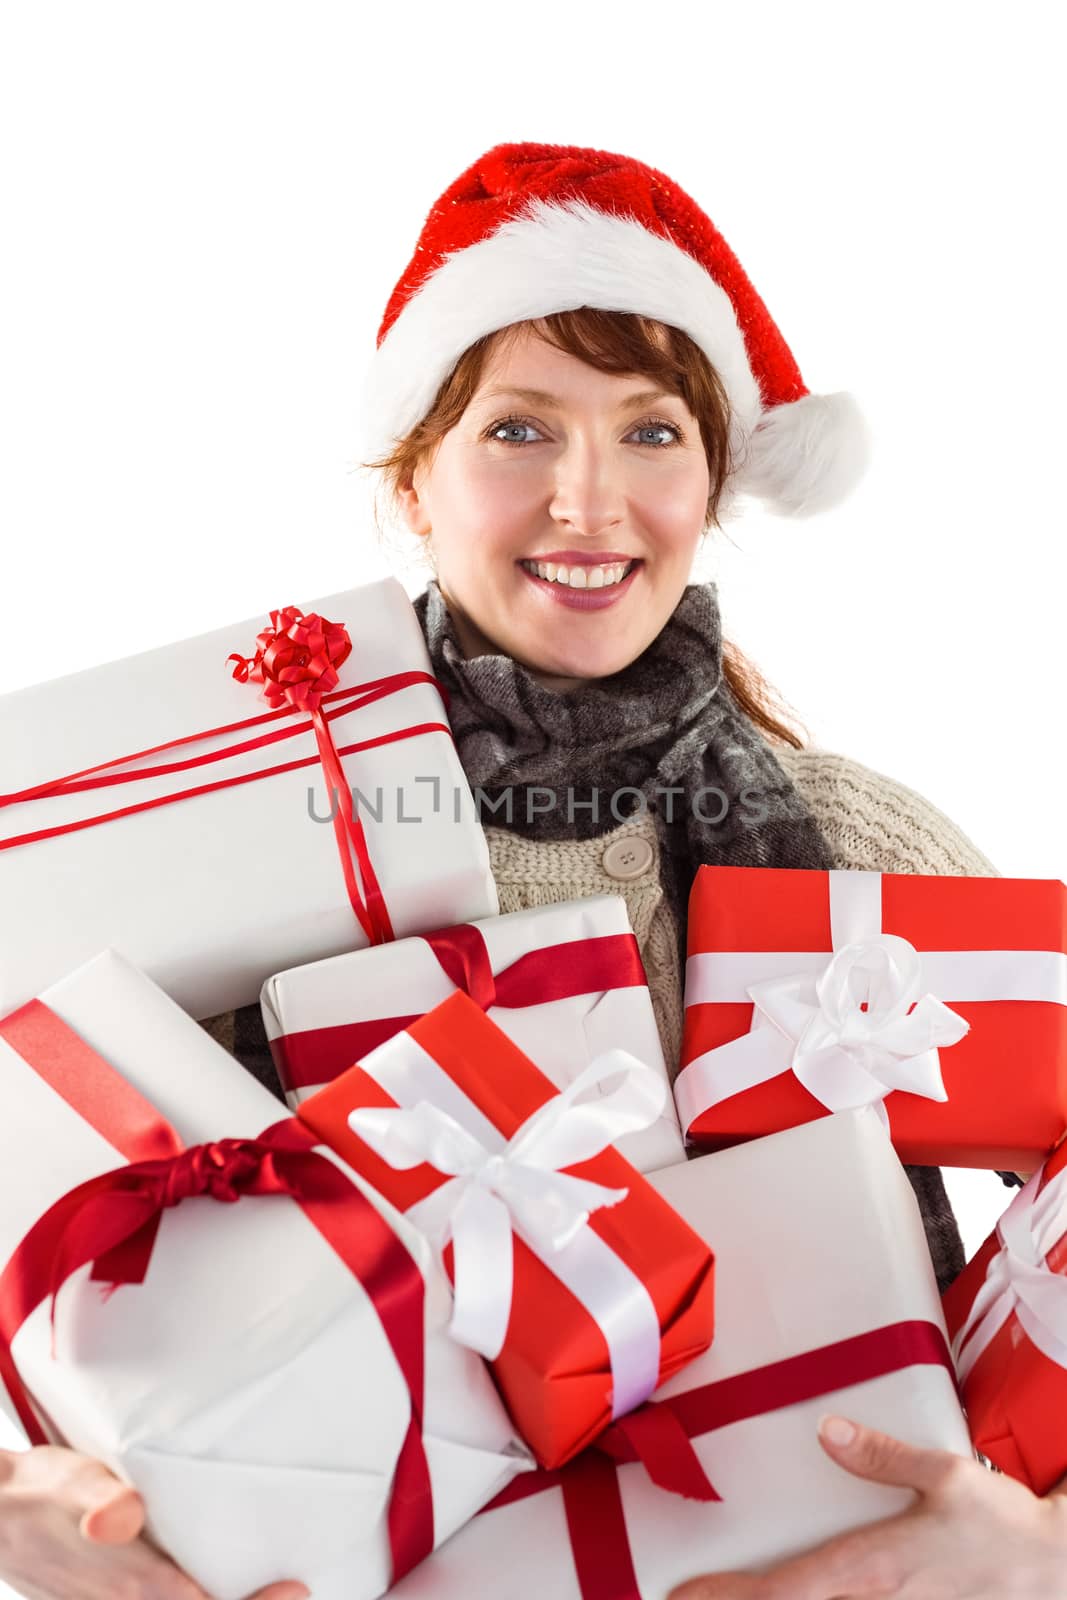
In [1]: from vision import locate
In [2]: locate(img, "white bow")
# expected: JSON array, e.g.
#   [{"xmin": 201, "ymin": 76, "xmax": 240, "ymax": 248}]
[
  {"xmin": 746, "ymin": 932, "xmax": 971, "ymax": 1115},
  {"xmin": 953, "ymin": 1162, "xmax": 1067, "ymax": 1384},
  {"xmin": 349, "ymin": 1050, "xmax": 666, "ymax": 1361}
]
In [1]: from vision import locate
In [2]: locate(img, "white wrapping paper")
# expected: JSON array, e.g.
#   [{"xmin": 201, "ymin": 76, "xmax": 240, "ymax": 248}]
[
  {"xmin": 390, "ymin": 1109, "xmax": 973, "ymax": 1598},
  {"xmin": 261, "ymin": 894, "xmax": 685, "ymax": 1172},
  {"xmin": 0, "ymin": 579, "xmax": 498, "ymax": 1019},
  {"xmin": 0, "ymin": 949, "xmax": 530, "ymax": 1600}
]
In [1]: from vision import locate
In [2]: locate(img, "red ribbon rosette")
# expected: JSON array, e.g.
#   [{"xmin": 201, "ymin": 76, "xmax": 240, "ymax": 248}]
[
  {"xmin": 229, "ymin": 605, "xmax": 394, "ymax": 946},
  {"xmin": 227, "ymin": 606, "xmax": 353, "ymax": 714}
]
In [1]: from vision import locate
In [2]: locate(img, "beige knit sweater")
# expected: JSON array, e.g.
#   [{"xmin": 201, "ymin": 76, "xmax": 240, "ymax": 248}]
[{"xmin": 482, "ymin": 746, "xmax": 999, "ymax": 1078}]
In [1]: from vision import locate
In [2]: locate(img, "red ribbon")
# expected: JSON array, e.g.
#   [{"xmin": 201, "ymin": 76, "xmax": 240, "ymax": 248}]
[
  {"xmin": 1, "ymin": 602, "xmax": 457, "ymax": 948},
  {"xmin": 0, "ymin": 999, "xmax": 434, "ymax": 1583},
  {"xmin": 227, "ymin": 606, "xmax": 394, "ymax": 944},
  {"xmin": 481, "ymin": 1319, "xmax": 956, "ymax": 1600},
  {"xmin": 272, "ymin": 927, "xmax": 649, "ymax": 1093}
]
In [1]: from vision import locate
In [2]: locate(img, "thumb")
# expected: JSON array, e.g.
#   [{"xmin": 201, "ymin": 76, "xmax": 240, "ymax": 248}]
[
  {"xmin": 72, "ymin": 1462, "xmax": 146, "ymax": 1545},
  {"xmin": 817, "ymin": 1414, "xmax": 964, "ymax": 1495}
]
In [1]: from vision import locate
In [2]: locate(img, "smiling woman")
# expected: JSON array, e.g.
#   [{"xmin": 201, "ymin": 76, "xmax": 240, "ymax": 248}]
[
  {"xmin": 3, "ymin": 138, "xmax": 1052, "ymax": 1600},
  {"xmin": 363, "ymin": 304, "xmax": 802, "ymax": 706}
]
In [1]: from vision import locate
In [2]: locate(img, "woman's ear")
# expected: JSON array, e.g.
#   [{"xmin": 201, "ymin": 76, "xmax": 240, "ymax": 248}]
[{"xmin": 396, "ymin": 474, "xmax": 432, "ymax": 539}]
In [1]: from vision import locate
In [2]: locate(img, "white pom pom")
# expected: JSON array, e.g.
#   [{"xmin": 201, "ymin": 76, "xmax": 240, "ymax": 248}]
[{"xmin": 732, "ymin": 391, "xmax": 873, "ymax": 518}]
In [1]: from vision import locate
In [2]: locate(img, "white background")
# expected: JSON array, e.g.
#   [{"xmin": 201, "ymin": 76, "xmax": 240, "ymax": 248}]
[{"xmin": 0, "ymin": 0, "xmax": 1063, "ymax": 1502}]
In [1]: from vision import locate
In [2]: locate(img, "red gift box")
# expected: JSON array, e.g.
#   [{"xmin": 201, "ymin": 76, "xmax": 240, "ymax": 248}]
[
  {"xmin": 943, "ymin": 1135, "xmax": 1067, "ymax": 1493},
  {"xmin": 297, "ymin": 989, "xmax": 716, "ymax": 1470},
  {"xmin": 676, "ymin": 866, "xmax": 1067, "ymax": 1169}
]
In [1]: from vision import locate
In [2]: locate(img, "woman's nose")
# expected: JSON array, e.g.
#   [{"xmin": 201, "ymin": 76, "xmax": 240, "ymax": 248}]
[{"xmin": 548, "ymin": 441, "xmax": 627, "ymax": 535}]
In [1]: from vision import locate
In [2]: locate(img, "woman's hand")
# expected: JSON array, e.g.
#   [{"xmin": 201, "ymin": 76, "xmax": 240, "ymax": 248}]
[
  {"xmin": 667, "ymin": 1415, "xmax": 1067, "ymax": 1599},
  {"xmin": 0, "ymin": 1444, "xmax": 310, "ymax": 1600}
]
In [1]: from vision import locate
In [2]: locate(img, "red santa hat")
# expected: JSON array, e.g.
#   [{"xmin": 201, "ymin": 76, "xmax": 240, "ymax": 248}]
[{"xmin": 359, "ymin": 141, "xmax": 871, "ymax": 518}]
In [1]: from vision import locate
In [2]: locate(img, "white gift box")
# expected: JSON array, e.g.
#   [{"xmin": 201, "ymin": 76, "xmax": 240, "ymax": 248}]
[
  {"xmin": 260, "ymin": 894, "xmax": 685, "ymax": 1173},
  {"xmin": 0, "ymin": 579, "xmax": 498, "ymax": 1020},
  {"xmin": 0, "ymin": 949, "xmax": 530, "ymax": 1600},
  {"xmin": 390, "ymin": 1109, "xmax": 973, "ymax": 1599}
]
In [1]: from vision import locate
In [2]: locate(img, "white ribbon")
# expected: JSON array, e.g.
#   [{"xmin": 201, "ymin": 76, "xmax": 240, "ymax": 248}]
[
  {"xmin": 952, "ymin": 1161, "xmax": 1067, "ymax": 1384},
  {"xmin": 674, "ymin": 870, "xmax": 1067, "ymax": 1138},
  {"xmin": 349, "ymin": 1046, "xmax": 667, "ymax": 1415}
]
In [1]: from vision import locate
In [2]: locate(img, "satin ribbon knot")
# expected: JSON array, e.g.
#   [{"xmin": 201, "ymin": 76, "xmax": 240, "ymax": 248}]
[
  {"xmin": 349, "ymin": 1051, "xmax": 666, "ymax": 1361},
  {"xmin": 80, "ymin": 1129, "xmax": 338, "ymax": 1295},
  {"xmin": 227, "ymin": 605, "xmax": 353, "ymax": 714},
  {"xmin": 156, "ymin": 1138, "xmax": 269, "ymax": 1210},
  {"xmin": 952, "ymin": 1164, "xmax": 1067, "ymax": 1383},
  {"xmin": 747, "ymin": 931, "xmax": 971, "ymax": 1115}
]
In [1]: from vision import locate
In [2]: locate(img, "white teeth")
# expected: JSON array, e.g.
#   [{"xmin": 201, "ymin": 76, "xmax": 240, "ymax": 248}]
[{"xmin": 522, "ymin": 559, "xmax": 634, "ymax": 588}]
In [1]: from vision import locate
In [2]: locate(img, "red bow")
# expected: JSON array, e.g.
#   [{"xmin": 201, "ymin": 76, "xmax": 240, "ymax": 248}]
[
  {"xmin": 80, "ymin": 1129, "xmax": 336, "ymax": 1291},
  {"xmin": 227, "ymin": 606, "xmax": 353, "ymax": 714}
]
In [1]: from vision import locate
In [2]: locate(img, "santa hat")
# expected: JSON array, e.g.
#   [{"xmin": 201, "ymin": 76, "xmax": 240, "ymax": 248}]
[{"xmin": 358, "ymin": 141, "xmax": 871, "ymax": 518}]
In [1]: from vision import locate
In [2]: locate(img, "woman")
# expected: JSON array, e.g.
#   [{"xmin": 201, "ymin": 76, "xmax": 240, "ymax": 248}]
[{"xmin": 2, "ymin": 142, "xmax": 1063, "ymax": 1600}]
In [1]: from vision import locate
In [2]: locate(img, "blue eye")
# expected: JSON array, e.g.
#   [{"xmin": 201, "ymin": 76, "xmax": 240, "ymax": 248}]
[
  {"xmin": 490, "ymin": 417, "xmax": 542, "ymax": 445},
  {"xmin": 631, "ymin": 420, "xmax": 681, "ymax": 448},
  {"xmin": 486, "ymin": 414, "xmax": 684, "ymax": 448}
]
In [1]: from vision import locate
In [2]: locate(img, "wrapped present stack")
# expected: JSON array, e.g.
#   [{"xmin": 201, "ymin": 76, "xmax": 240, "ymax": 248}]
[{"xmin": 2, "ymin": 579, "xmax": 1066, "ymax": 1596}]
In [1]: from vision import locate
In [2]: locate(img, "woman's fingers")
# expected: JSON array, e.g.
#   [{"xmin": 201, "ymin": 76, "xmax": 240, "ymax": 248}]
[{"xmin": 817, "ymin": 1415, "xmax": 975, "ymax": 1499}]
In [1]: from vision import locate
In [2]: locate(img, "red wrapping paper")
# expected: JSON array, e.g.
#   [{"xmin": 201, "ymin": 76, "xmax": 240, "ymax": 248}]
[
  {"xmin": 297, "ymin": 990, "xmax": 716, "ymax": 1469},
  {"xmin": 680, "ymin": 867, "xmax": 1067, "ymax": 1168},
  {"xmin": 943, "ymin": 1136, "xmax": 1067, "ymax": 1493}
]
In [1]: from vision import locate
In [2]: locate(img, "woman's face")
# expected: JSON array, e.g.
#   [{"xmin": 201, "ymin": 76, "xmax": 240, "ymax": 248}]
[{"xmin": 396, "ymin": 324, "xmax": 711, "ymax": 692}]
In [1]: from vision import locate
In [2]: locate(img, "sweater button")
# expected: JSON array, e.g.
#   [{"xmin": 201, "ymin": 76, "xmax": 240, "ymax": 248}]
[{"xmin": 601, "ymin": 835, "xmax": 655, "ymax": 881}]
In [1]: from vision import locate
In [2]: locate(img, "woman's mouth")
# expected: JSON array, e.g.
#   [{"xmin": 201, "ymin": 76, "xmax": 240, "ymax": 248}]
[{"xmin": 517, "ymin": 557, "xmax": 642, "ymax": 611}]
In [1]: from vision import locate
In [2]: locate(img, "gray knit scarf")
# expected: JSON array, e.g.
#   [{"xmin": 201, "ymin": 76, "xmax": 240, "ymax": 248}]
[{"xmin": 413, "ymin": 577, "xmax": 836, "ymax": 886}]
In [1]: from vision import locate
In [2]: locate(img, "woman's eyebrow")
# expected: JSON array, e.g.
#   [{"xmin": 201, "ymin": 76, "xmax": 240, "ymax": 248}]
[{"xmin": 477, "ymin": 385, "xmax": 676, "ymax": 410}]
